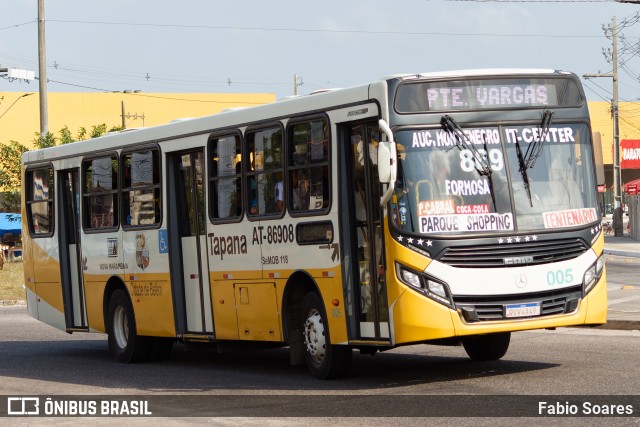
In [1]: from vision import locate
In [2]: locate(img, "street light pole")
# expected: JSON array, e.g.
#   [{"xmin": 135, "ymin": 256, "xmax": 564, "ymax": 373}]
[
  {"xmin": 0, "ymin": 93, "xmax": 33, "ymax": 121},
  {"xmin": 38, "ymin": 0, "xmax": 49, "ymax": 136}
]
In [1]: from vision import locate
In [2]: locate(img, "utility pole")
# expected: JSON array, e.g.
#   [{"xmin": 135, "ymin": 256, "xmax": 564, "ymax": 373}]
[
  {"xmin": 612, "ymin": 16, "xmax": 622, "ymax": 237},
  {"xmin": 293, "ymin": 74, "xmax": 303, "ymax": 96},
  {"xmin": 38, "ymin": 0, "xmax": 49, "ymax": 136},
  {"xmin": 583, "ymin": 16, "xmax": 622, "ymax": 237},
  {"xmin": 121, "ymin": 101, "xmax": 126, "ymax": 129}
]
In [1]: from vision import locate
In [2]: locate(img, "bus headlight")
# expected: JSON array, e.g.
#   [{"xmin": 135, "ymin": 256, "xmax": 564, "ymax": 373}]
[
  {"xmin": 395, "ymin": 263, "xmax": 453, "ymax": 308},
  {"xmin": 583, "ymin": 254, "xmax": 604, "ymax": 295}
]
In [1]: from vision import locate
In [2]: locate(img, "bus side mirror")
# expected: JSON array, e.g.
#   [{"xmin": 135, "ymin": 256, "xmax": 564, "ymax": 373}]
[
  {"xmin": 378, "ymin": 141, "xmax": 391, "ymax": 183},
  {"xmin": 378, "ymin": 119, "xmax": 397, "ymax": 206}
]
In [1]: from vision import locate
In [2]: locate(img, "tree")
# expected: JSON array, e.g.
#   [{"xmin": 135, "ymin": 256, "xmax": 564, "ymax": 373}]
[
  {"xmin": 0, "ymin": 140, "xmax": 29, "ymax": 212},
  {"xmin": 32, "ymin": 131, "xmax": 56, "ymax": 149},
  {"xmin": 59, "ymin": 126, "xmax": 75, "ymax": 145}
]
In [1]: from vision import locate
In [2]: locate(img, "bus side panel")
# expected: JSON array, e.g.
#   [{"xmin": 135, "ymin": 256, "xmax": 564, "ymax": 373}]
[
  {"xmin": 210, "ymin": 279, "xmax": 240, "ymax": 340},
  {"xmin": 82, "ymin": 272, "xmax": 108, "ymax": 333},
  {"xmin": 123, "ymin": 230, "xmax": 176, "ymax": 338},
  {"xmin": 234, "ymin": 282, "xmax": 282, "ymax": 341},
  {"xmin": 82, "ymin": 232, "xmax": 123, "ymax": 334},
  {"xmin": 257, "ymin": 220, "xmax": 349, "ymax": 345},
  {"xmin": 127, "ymin": 274, "xmax": 175, "ymax": 337},
  {"xmin": 22, "ymin": 186, "xmax": 38, "ymax": 320},
  {"xmin": 28, "ymin": 239, "xmax": 66, "ymax": 330},
  {"xmin": 313, "ymin": 271, "xmax": 349, "ymax": 345}
]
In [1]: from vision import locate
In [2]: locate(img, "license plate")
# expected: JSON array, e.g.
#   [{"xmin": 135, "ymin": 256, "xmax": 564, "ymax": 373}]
[{"xmin": 505, "ymin": 303, "xmax": 540, "ymax": 318}]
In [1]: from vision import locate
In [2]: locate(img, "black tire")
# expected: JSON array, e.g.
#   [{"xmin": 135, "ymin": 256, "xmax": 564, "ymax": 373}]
[
  {"xmin": 301, "ymin": 292, "xmax": 352, "ymax": 379},
  {"xmin": 462, "ymin": 332, "xmax": 511, "ymax": 361},
  {"xmin": 107, "ymin": 289, "xmax": 152, "ymax": 363}
]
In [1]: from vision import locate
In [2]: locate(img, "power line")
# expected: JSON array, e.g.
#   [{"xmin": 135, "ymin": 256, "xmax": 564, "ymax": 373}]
[
  {"xmin": 47, "ymin": 19, "xmax": 603, "ymax": 38},
  {"xmin": 128, "ymin": 92, "xmax": 272, "ymax": 105},
  {"xmin": 0, "ymin": 21, "xmax": 36, "ymax": 32},
  {"xmin": 448, "ymin": 0, "xmax": 615, "ymax": 2},
  {"xmin": 46, "ymin": 78, "xmax": 271, "ymax": 104}
]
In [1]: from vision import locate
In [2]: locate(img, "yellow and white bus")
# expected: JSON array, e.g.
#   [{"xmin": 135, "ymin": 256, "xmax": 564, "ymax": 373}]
[{"xmin": 22, "ymin": 69, "xmax": 606, "ymax": 379}]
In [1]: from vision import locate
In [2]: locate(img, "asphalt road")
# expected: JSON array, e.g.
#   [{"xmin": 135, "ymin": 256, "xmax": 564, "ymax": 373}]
[
  {"xmin": 604, "ymin": 254, "xmax": 640, "ymax": 325},
  {"xmin": 0, "ymin": 304, "xmax": 639, "ymax": 425}
]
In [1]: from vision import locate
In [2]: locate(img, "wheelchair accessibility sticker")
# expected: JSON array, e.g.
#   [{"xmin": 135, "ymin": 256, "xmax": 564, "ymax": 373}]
[{"xmin": 158, "ymin": 229, "xmax": 168, "ymax": 254}]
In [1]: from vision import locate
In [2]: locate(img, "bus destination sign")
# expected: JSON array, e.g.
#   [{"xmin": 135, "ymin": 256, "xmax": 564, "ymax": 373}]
[{"xmin": 396, "ymin": 77, "xmax": 583, "ymax": 112}]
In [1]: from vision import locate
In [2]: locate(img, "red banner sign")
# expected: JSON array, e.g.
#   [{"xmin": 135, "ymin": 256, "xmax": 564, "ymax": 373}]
[{"xmin": 621, "ymin": 140, "xmax": 640, "ymax": 169}]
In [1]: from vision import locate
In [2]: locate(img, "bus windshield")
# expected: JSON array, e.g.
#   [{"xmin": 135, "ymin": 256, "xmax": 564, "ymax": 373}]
[{"xmin": 392, "ymin": 123, "xmax": 599, "ymax": 235}]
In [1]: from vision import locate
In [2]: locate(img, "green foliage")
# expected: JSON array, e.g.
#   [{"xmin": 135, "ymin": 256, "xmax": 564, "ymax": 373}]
[
  {"xmin": 0, "ymin": 140, "xmax": 28, "ymax": 190},
  {"xmin": 0, "ymin": 140, "xmax": 29, "ymax": 212},
  {"xmin": 90, "ymin": 124, "xmax": 107, "ymax": 138},
  {"xmin": 32, "ymin": 131, "xmax": 56, "ymax": 149},
  {"xmin": 59, "ymin": 126, "xmax": 75, "ymax": 144},
  {"xmin": 76, "ymin": 127, "xmax": 87, "ymax": 141}
]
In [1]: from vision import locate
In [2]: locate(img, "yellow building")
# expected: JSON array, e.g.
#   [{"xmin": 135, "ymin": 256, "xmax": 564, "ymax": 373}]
[{"xmin": 0, "ymin": 91, "xmax": 276, "ymax": 147}]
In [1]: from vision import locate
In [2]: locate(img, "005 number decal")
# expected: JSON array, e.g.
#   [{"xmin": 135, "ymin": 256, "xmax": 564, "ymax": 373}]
[{"xmin": 546, "ymin": 268, "xmax": 574, "ymax": 286}]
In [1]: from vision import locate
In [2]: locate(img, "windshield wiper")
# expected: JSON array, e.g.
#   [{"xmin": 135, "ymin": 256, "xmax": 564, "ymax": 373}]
[
  {"xmin": 524, "ymin": 109, "xmax": 554, "ymax": 170},
  {"xmin": 482, "ymin": 134, "xmax": 498, "ymax": 211},
  {"xmin": 515, "ymin": 134, "xmax": 533, "ymax": 207},
  {"xmin": 441, "ymin": 115, "xmax": 491, "ymax": 176}
]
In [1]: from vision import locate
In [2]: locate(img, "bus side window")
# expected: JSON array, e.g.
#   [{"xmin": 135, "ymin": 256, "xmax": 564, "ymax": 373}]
[
  {"xmin": 122, "ymin": 149, "xmax": 161, "ymax": 227},
  {"xmin": 26, "ymin": 167, "xmax": 54, "ymax": 236},
  {"xmin": 82, "ymin": 155, "xmax": 119, "ymax": 231},
  {"xmin": 288, "ymin": 118, "xmax": 330, "ymax": 214},
  {"xmin": 246, "ymin": 125, "xmax": 283, "ymax": 217},
  {"xmin": 209, "ymin": 134, "xmax": 242, "ymax": 221}
]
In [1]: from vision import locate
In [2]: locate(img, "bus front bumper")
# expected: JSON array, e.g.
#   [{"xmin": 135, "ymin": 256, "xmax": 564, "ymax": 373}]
[{"xmin": 391, "ymin": 273, "xmax": 607, "ymax": 345}]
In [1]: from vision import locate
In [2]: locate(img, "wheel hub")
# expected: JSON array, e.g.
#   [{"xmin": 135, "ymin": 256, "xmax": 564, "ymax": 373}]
[
  {"xmin": 113, "ymin": 305, "xmax": 129, "ymax": 350},
  {"xmin": 303, "ymin": 309, "xmax": 326, "ymax": 364}
]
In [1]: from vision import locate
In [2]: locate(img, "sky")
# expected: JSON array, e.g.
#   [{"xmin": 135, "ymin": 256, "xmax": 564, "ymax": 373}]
[{"xmin": 1, "ymin": 0, "xmax": 640, "ymax": 102}]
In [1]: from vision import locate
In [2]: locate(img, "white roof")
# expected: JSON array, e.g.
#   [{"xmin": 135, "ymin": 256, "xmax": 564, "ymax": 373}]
[{"xmin": 383, "ymin": 68, "xmax": 569, "ymax": 81}]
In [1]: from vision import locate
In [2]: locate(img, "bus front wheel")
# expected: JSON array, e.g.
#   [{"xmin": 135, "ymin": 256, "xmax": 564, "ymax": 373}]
[
  {"xmin": 301, "ymin": 292, "xmax": 352, "ymax": 379},
  {"xmin": 107, "ymin": 289, "xmax": 152, "ymax": 363},
  {"xmin": 462, "ymin": 332, "xmax": 511, "ymax": 361}
]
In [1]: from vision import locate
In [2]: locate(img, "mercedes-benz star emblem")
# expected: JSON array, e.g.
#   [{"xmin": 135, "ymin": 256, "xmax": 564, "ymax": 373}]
[{"xmin": 515, "ymin": 274, "xmax": 528, "ymax": 288}]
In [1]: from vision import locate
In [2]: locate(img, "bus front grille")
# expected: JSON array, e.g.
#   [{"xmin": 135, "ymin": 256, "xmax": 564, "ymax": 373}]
[
  {"xmin": 437, "ymin": 238, "xmax": 588, "ymax": 268},
  {"xmin": 454, "ymin": 286, "xmax": 582, "ymax": 322}
]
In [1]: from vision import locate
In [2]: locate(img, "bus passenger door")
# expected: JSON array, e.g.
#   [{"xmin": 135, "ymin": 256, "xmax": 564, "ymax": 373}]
[
  {"xmin": 57, "ymin": 169, "xmax": 88, "ymax": 330},
  {"xmin": 339, "ymin": 122, "xmax": 390, "ymax": 341},
  {"xmin": 167, "ymin": 150, "xmax": 214, "ymax": 335}
]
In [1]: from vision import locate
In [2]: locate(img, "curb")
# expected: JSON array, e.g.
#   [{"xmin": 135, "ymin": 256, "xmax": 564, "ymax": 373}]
[
  {"xmin": 593, "ymin": 320, "xmax": 640, "ymax": 331},
  {"xmin": 604, "ymin": 248, "xmax": 640, "ymax": 258}
]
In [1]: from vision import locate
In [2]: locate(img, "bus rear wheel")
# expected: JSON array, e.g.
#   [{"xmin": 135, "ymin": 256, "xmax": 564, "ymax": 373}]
[
  {"xmin": 107, "ymin": 289, "xmax": 152, "ymax": 363},
  {"xmin": 301, "ymin": 292, "xmax": 352, "ymax": 379},
  {"xmin": 462, "ymin": 332, "xmax": 510, "ymax": 361}
]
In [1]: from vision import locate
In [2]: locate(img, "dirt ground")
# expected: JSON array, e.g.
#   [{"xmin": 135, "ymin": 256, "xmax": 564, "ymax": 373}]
[{"xmin": 0, "ymin": 261, "xmax": 25, "ymax": 303}]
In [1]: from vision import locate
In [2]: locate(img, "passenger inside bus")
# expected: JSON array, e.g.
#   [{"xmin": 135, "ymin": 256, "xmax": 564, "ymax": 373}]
[
  {"xmin": 292, "ymin": 170, "xmax": 310, "ymax": 210},
  {"xmin": 275, "ymin": 172, "xmax": 284, "ymax": 213}
]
